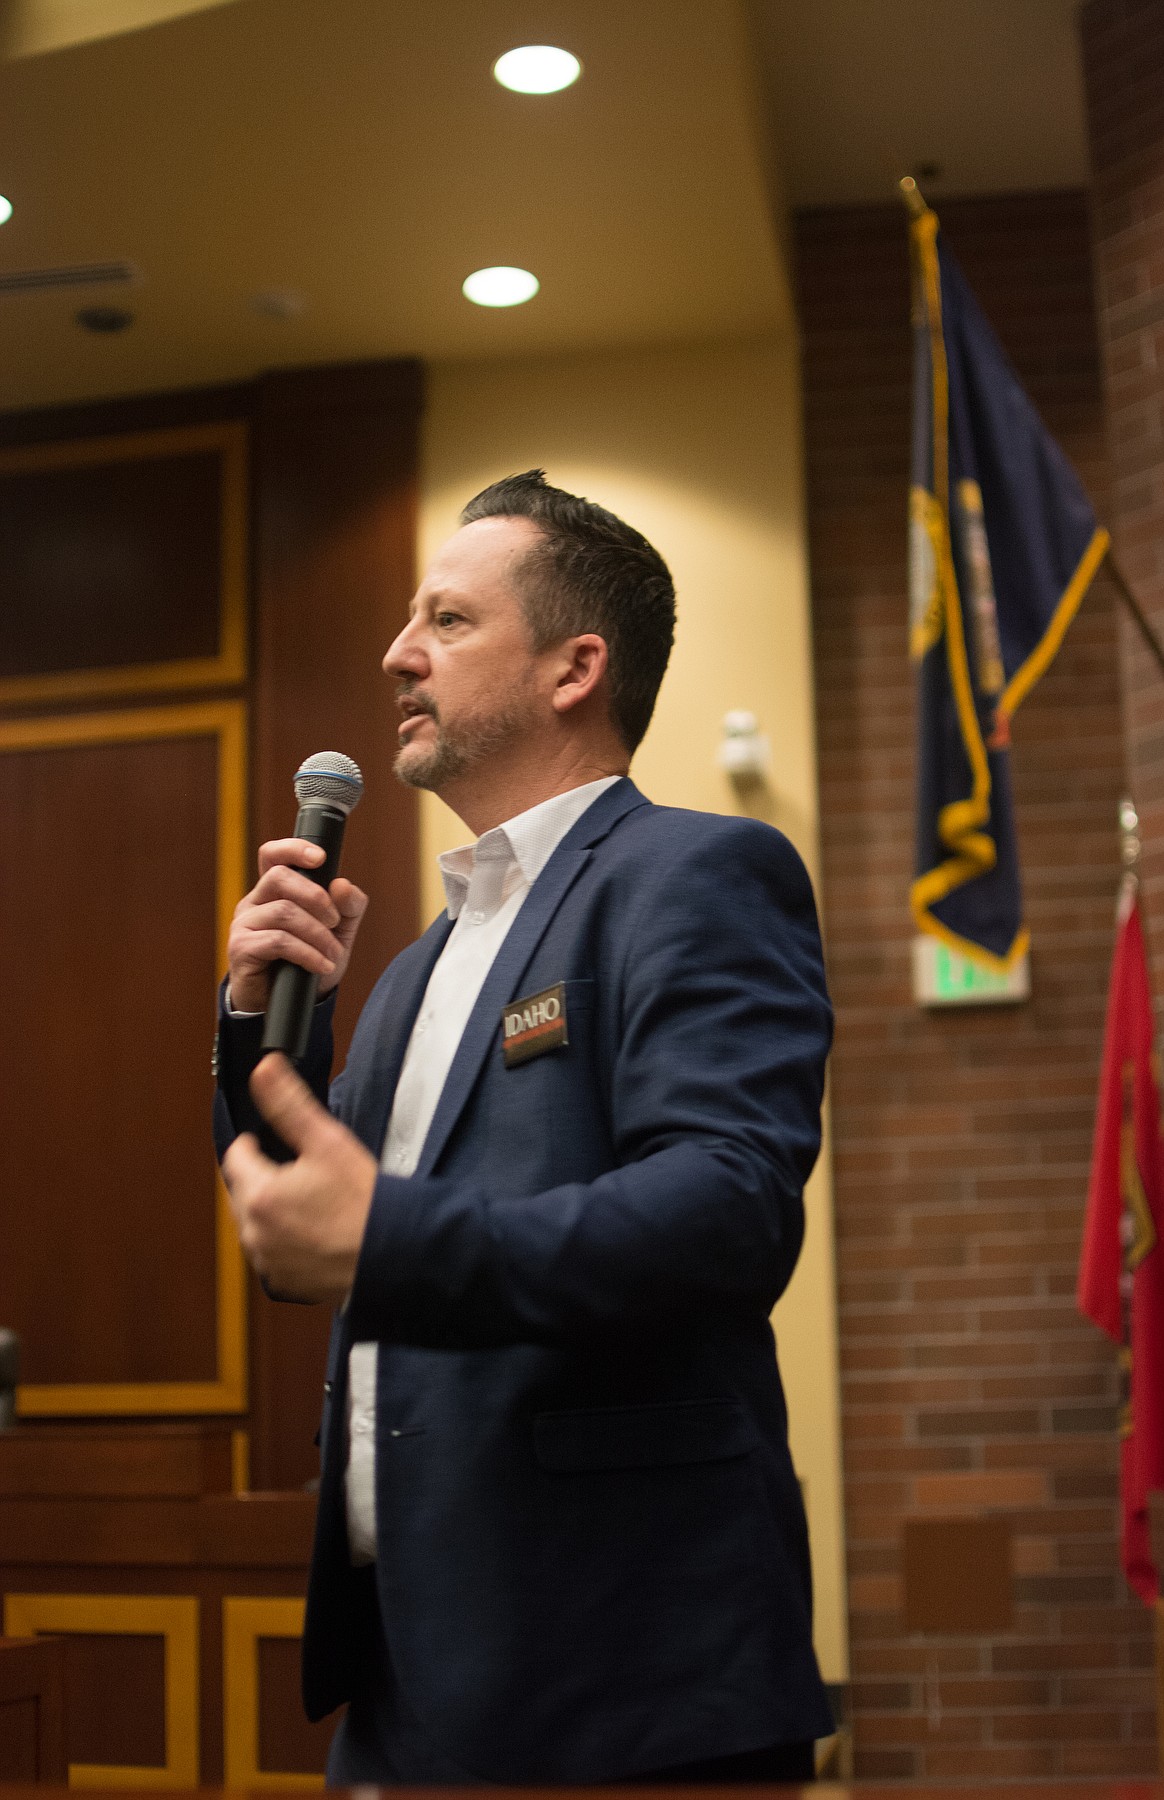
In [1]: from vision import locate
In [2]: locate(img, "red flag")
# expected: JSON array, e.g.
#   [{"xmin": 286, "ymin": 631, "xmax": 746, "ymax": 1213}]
[{"xmin": 1078, "ymin": 888, "xmax": 1164, "ymax": 1602}]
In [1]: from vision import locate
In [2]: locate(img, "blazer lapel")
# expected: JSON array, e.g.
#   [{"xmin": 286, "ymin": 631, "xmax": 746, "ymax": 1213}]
[
  {"xmin": 347, "ymin": 912, "xmax": 454, "ymax": 1152},
  {"xmin": 415, "ymin": 779, "xmax": 649, "ymax": 1178}
]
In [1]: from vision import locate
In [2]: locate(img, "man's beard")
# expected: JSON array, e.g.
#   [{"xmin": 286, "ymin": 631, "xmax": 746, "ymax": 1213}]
[{"xmin": 393, "ymin": 689, "xmax": 534, "ymax": 792}]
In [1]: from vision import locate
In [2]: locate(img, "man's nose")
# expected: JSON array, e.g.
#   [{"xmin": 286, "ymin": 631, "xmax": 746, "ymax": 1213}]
[{"xmin": 383, "ymin": 617, "xmax": 427, "ymax": 677}]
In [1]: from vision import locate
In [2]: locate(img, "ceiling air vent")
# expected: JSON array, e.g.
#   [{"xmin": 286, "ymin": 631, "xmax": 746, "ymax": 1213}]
[{"xmin": 0, "ymin": 260, "xmax": 142, "ymax": 297}]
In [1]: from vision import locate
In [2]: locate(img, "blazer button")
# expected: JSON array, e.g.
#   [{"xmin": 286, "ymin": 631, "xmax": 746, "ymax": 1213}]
[{"xmin": 323, "ymin": 1381, "xmax": 333, "ymax": 1395}]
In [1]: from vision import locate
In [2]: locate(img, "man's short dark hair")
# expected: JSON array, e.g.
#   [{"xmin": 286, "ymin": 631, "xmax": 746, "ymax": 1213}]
[{"xmin": 460, "ymin": 470, "xmax": 676, "ymax": 754}]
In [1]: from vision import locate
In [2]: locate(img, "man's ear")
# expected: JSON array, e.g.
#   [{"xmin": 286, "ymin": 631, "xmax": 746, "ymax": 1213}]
[{"xmin": 551, "ymin": 633, "xmax": 609, "ymax": 715}]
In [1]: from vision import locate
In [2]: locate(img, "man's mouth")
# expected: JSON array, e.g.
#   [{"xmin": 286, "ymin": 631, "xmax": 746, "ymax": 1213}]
[{"xmin": 397, "ymin": 692, "xmax": 438, "ymax": 737}]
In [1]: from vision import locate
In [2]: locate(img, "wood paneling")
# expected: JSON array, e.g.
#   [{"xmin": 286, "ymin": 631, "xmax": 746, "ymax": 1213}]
[
  {"xmin": 3, "ymin": 1595, "xmax": 199, "ymax": 1788},
  {"xmin": 63, "ymin": 1634, "xmax": 166, "ymax": 1769},
  {"xmin": 0, "ymin": 358, "xmax": 423, "ymax": 1776},
  {"xmin": 251, "ymin": 360, "xmax": 422, "ymax": 1062},
  {"xmin": 223, "ymin": 1597, "xmax": 325, "ymax": 1788},
  {"xmin": 0, "ymin": 1494, "xmax": 315, "ymax": 1784},
  {"xmin": 0, "ymin": 387, "xmax": 252, "ymax": 450},
  {"xmin": 258, "ymin": 1636, "xmax": 330, "ymax": 1779},
  {"xmin": 0, "ymin": 1426, "xmax": 233, "ymax": 1500},
  {"xmin": 0, "ymin": 448, "xmax": 220, "ymax": 673},
  {"xmin": 249, "ymin": 360, "xmax": 422, "ymax": 1488},
  {"xmin": 0, "ymin": 424, "xmax": 247, "ymax": 707},
  {"xmin": 0, "ymin": 1697, "xmax": 38, "ymax": 1782},
  {"xmin": 3, "ymin": 730, "xmax": 218, "ymax": 1386},
  {"xmin": 0, "ymin": 1637, "xmax": 66, "ymax": 1783},
  {"xmin": 2, "ymin": 703, "xmax": 248, "ymax": 1416},
  {"xmin": 0, "ymin": 1495, "xmax": 315, "ymax": 1571}
]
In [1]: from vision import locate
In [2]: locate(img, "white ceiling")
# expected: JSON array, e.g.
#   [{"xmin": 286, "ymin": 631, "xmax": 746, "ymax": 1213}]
[
  {"xmin": 0, "ymin": 0, "xmax": 1091, "ymax": 412},
  {"xmin": 754, "ymin": 0, "xmax": 1088, "ymax": 208}
]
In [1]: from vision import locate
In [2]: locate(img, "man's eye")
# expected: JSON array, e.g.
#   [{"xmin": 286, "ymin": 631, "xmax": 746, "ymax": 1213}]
[{"xmin": 435, "ymin": 611, "xmax": 462, "ymax": 629}]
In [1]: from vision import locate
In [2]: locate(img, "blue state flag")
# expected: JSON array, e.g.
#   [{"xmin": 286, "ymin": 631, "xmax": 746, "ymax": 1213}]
[{"xmin": 910, "ymin": 204, "xmax": 1109, "ymax": 968}]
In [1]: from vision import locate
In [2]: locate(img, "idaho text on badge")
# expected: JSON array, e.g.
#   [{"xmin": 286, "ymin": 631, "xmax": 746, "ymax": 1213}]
[
  {"xmin": 909, "ymin": 201, "xmax": 1109, "ymax": 970},
  {"xmin": 502, "ymin": 982, "xmax": 569, "ymax": 1067}
]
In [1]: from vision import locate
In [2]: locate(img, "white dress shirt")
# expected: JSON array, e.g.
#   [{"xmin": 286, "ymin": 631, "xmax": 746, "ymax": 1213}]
[{"xmin": 344, "ymin": 775, "xmax": 620, "ymax": 1564}]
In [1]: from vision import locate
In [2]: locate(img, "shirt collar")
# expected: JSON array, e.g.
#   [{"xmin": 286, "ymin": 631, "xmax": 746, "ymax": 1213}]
[{"xmin": 438, "ymin": 775, "xmax": 622, "ymax": 918}]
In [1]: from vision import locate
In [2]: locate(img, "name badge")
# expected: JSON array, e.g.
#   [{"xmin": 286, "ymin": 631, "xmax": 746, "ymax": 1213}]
[{"xmin": 502, "ymin": 981, "xmax": 568, "ymax": 1067}]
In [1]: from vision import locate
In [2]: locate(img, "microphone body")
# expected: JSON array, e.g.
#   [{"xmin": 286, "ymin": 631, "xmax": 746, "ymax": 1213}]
[
  {"xmin": 261, "ymin": 751, "xmax": 364, "ymax": 1062},
  {"xmin": 261, "ymin": 802, "xmax": 348, "ymax": 1060}
]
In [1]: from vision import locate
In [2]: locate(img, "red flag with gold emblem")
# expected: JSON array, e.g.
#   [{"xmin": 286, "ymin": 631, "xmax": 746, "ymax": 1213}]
[{"xmin": 1079, "ymin": 888, "xmax": 1164, "ymax": 1601}]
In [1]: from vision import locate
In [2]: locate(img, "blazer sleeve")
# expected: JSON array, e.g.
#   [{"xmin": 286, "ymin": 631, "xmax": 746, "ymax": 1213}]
[
  {"xmin": 212, "ymin": 981, "xmax": 337, "ymax": 1167},
  {"xmin": 346, "ymin": 821, "xmax": 832, "ymax": 1349}
]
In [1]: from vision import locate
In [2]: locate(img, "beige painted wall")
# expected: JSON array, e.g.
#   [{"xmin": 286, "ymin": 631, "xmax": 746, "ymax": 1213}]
[{"xmin": 418, "ymin": 336, "xmax": 848, "ymax": 1681}]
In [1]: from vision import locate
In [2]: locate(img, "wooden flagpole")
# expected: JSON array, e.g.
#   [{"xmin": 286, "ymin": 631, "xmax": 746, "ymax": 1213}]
[{"xmin": 1104, "ymin": 553, "xmax": 1164, "ymax": 684}]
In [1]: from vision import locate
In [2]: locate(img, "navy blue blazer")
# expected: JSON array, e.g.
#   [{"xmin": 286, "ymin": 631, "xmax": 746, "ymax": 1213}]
[{"xmin": 214, "ymin": 778, "xmax": 834, "ymax": 1782}]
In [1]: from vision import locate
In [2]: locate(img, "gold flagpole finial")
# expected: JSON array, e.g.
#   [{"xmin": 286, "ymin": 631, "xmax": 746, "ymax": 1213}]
[{"xmin": 899, "ymin": 175, "xmax": 929, "ymax": 219}]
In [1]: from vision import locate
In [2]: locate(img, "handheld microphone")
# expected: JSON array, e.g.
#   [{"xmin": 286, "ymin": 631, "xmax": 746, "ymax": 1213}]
[{"xmin": 261, "ymin": 751, "xmax": 364, "ymax": 1061}]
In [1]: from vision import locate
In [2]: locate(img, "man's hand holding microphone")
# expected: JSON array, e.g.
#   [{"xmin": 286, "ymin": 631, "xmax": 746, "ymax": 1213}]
[
  {"xmin": 226, "ymin": 834, "xmax": 367, "ymax": 1014},
  {"xmin": 221, "ymin": 753, "xmax": 378, "ymax": 1304}
]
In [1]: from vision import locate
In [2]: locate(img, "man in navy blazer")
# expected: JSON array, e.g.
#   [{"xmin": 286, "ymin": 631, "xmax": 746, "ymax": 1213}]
[{"xmin": 216, "ymin": 472, "xmax": 834, "ymax": 1785}]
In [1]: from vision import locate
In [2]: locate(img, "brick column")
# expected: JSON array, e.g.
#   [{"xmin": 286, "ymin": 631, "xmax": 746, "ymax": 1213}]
[{"xmin": 1082, "ymin": 0, "xmax": 1164, "ymax": 990}]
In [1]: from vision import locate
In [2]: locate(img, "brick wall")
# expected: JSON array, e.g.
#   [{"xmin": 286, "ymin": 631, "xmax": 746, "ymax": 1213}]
[
  {"xmin": 1083, "ymin": 0, "xmax": 1164, "ymax": 995},
  {"xmin": 796, "ymin": 192, "xmax": 1154, "ymax": 1776}
]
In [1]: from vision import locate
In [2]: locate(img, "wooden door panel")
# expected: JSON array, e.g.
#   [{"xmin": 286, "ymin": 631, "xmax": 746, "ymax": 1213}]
[
  {"xmin": 0, "ymin": 423, "xmax": 247, "ymax": 707},
  {"xmin": 0, "ymin": 704, "xmax": 247, "ymax": 1414}
]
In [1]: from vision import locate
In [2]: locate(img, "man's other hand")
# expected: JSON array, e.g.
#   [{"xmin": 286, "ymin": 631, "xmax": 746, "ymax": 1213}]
[
  {"xmin": 222, "ymin": 1054, "xmax": 378, "ymax": 1302},
  {"xmin": 226, "ymin": 838, "xmax": 369, "ymax": 1014}
]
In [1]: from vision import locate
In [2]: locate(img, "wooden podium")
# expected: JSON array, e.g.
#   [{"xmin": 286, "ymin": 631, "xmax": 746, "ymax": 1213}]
[
  {"xmin": 0, "ymin": 1635, "xmax": 66, "ymax": 1782},
  {"xmin": 0, "ymin": 1423, "xmax": 329, "ymax": 1788}
]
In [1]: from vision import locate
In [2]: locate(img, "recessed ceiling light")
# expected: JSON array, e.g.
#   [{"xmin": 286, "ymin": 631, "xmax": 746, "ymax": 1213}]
[
  {"xmin": 462, "ymin": 266, "xmax": 540, "ymax": 308},
  {"xmin": 0, "ymin": 196, "xmax": 12, "ymax": 225},
  {"xmin": 492, "ymin": 45, "xmax": 581, "ymax": 95}
]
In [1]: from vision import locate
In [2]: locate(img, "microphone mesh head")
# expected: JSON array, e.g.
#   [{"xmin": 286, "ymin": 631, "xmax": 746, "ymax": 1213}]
[{"xmin": 293, "ymin": 751, "xmax": 364, "ymax": 815}]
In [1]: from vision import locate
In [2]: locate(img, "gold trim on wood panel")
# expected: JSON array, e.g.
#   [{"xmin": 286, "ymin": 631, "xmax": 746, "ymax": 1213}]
[
  {"xmin": 3, "ymin": 1593, "xmax": 199, "ymax": 1788},
  {"xmin": 0, "ymin": 421, "xmax": 248, "ymax": 708},
  {"xmin": 231, "ymin": 1430, "xmax": 251, "ymax": 1496},
  {"xmin": 223, "ymin": 1597, "xmax": 323, "ymax": 1791},
  {"xmin": 4, "ymin": 701, "xmax": 248, "ymax": 1417}
]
